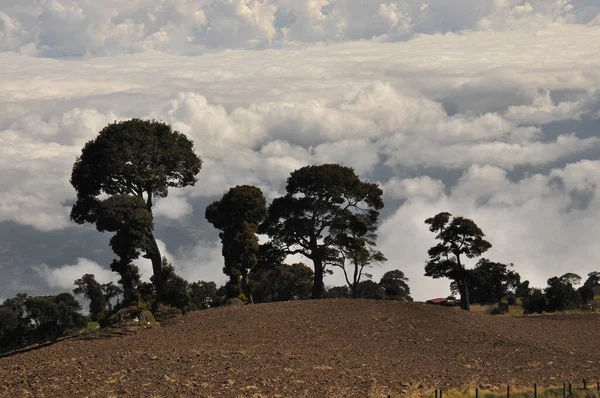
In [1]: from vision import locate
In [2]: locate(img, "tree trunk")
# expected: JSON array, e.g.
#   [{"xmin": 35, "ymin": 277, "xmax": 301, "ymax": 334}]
[
  {"xmin": 311, "ymin": 257, "xmax": 324, "ymax": 299},
  {"xmin": 351, "ymin": 284, "xmax": 358, "ymax": 298},
  {"xmin": 148, "ymin": 234, "xmax": 164, "ymax": 296},
  {"xmin": 459, "ymin": 279, "xmax": 470, "ymax": 311}
]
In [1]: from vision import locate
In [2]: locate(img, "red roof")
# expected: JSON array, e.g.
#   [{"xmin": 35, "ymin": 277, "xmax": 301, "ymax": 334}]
[{"xmin": 427, "ymin": 298, "xmax": 448, "ymax": 304}]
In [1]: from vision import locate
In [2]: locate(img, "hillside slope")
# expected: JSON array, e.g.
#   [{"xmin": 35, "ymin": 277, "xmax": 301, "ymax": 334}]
[{"xmin": 1, "ymin": 299, "xmax": 599, "ymax": 397}]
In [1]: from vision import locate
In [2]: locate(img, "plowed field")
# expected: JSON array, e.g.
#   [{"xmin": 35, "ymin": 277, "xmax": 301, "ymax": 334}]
[{"xmin": 1, "ymin": 299, "xmax": 599, "ymax": 397}]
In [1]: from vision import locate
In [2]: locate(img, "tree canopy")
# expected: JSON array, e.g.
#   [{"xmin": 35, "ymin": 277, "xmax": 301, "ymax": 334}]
[
  {"xmin": 206, "ymin": 185, "xmax": 267, "ymax": 300},
  {"xmin": 261, "ymin": 164, "xmax": 383, "ymax": 299},
  {"xmin": 425, "ymin": 212, "xmax": 492, "ymax": 311},
  {"xmin": 70, "ymin": 119, "xmax": 202, "ymax": 300},
  {"xmin": 379, "ymin": 270, "xmax": 412, "ymax": 301}
]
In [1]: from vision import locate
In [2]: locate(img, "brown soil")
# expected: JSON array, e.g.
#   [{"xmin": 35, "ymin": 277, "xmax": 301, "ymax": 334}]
[{"xmin": 1, "ymin": 299, "xmax": 599, "ymax": 397}]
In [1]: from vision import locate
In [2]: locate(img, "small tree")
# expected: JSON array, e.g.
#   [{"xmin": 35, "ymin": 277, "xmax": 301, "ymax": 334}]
[
  {"xmin": 379, "ymin": 270, "xmax": 412, "ymax": 301},
  {"xmin": 578, "ymin": 271, "xmax": 600, "ymax": 304},
  {"xmin": 325, "ymin": 286, "xmax": 350, "ymax": 299},
  {"xmin": 250, "ymin": 262, "xmax": 314, "ymax": 303},
  {"xmin": 332, "ymin": 213, "xmax": 387, "ymax": 298},
  {"xmin": 71, "ymin": 119, "xmax": 202, "ymax": 297},
  {"xmin": 157, "ymin": 258, "xmax": 192, "ymax": 312},
  {"xmin": 261, "ymin": 164, "xmax": 383, "ymax": 299},
  {"xmin": 73, "ymin": 274, "xmax": 107, "ymax": 322},
  {"xmin": 454, "ymin": 259, "xmax": 521, "ymax": 305},
  {"xmin": 522, "ymin": 288, "xmax": 546, "ymax": 314},
  {"xmin": 355, "ymin": 280, "xmax": 384, "ymax": 299},
  {"xmin": 190, "ymin": 281, "xmax": 218, "ymax": 310},
  {"xmin": 424, "ymin": 212, "xmax": 492, "ymax": 311},
  {"xmin": 206, "ymin": 185, "xmax": 266, "ymax": 301},
  {"xmin": 545, "ymin": 273, "xmax": 581, "ymax": 312}
]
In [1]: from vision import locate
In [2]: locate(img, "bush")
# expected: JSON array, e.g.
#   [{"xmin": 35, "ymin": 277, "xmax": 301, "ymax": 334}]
[{"xmin": 153, "ymin": 304, "xmax": 181, "ymax": 323}]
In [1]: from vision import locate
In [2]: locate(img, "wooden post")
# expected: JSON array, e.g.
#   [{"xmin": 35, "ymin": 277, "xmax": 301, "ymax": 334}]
[
  {"xmin": 569, "ymin": 382, "xmax": 572, "ymax": 395},
  {"xmin": 435, "ymin": 389, "xmax": 438, "ymax": 398},
  {"xmin": 563, "ymin": 382, "xmax": 566, "ymax": 398},
  {"xmin": 506, "ymin": 385, "xmax": 510, "ymax": 398},
  {"xmin": 534, "ymin": 383, "xmax": 537, "ymax": 398},
  {"xmin": 440, "ymin": 389, "xmax": 443, "ymax": 398},
  {"xmin": 597, "ymin": 380, "xmax": 599, "ymax": 391},
  {"xmin": 583, "ymin": 378, "xmax": 587, "ymax": 390},
  {"xmin": 475, "ymin": 387, "xmax": 479, "ymax": 398}
]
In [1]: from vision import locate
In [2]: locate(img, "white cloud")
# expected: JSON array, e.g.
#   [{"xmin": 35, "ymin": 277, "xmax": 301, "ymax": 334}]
[{"xmin": 35, "ymin": 258, "xmax": 119, "ymax": 291}]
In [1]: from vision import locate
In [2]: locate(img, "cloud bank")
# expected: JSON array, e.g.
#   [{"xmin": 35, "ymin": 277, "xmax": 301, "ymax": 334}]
[{"xmin": 1, "ymin": 0, "xmax": 599, "ymax": 301}]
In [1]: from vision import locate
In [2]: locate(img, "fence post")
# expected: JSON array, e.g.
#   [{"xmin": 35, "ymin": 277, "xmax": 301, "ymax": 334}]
[
  {"xmin": 583, "ymin": 378, "xmax": 587, "ymax": 390},
  {"xmin": 534, "ymin": 383, "xmax": 537, "ymax": 398},
  {"xmin": 475, "ymin": 387, "xmax": 479, "ymax": 398},
  {"xmin": 435, "ymin": 389, "xmax": 438, "ymax": 398},
  {"xmin": 563, "ymin": 382, "xmax": 566, "ymax": 398},
  {"xmin": 597, "ymin": 380, "xmax": 599, "ymax": 391},
  {"xmin": 569, "ymin": 382, "xmax": 572, "ymax": 395},
  {"xmin": 440, "ymin": 389, "xmax": 443, "ymax": 398},
  {"xmin": 507, "ymin": 385, "xmax": 510, "ymax": 398}
]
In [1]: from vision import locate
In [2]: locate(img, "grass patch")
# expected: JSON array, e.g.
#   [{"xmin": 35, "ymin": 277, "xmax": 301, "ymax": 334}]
[{"xmin": 86, "ymin": 322, "xmax": 100, "ymax": 329}]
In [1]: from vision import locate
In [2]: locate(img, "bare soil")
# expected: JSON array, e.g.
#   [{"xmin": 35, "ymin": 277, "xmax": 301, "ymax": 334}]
[{"xmin": 1, "ymin": 299, "xmax": 599, "ymax": 397}]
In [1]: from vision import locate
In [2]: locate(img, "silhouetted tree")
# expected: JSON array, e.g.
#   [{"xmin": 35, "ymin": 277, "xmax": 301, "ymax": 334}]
[
  {"xmin": 522, "ymin": 288, "xmax": 546, "ymax": 314},
  {"xmin": 515, "ymin": 280, "xmax": 530, "ymax": 298},
  {"xmin": 0, "ymin": 307, "xmax": 18, "ymax": 342},
  {"xmin": 250, "ymin": 262, "xmax": 314, "ymax": 303},
  {"xmin": 206, "ymin": 185, "xmax": 267, "ymax": 300},
  {"xmin": 70, "ymin": 119, "xmax": 202, "ymax": 297},
  {"xmin": 424, "ymin": 212, "xmax": 492, "ymax": 311},
  {"xmin": 25, "ymin": 293, "xmax": 85, "ymax": 342},
  {"xmin": 190, "ymin": 281, "xmax": 218, "ymax": 309},
  {"xmin": 453, "ymin": 259, "xmax": 521, "ymax": 304},
  {"xmin": 379, "ymin": 270, "xmax": 412, "ymax": 301},
  {"xmin": 545, "ymin": 273, "xmax": 581, "ymax": 312},
  {"xmin": 325, "ymin": 286, "xmax": 350, "ymax": 298},
  {"xmin": 158, "ymin": 258, "xmax": 192, "ymax": 312},
  {"xmin": 261, "ymin": 164, "xmax": 383, "ymax": 299},
  {"xmin": 102, "ymin": 282, "xmax": 123, "ymax": 312},
  {"xmin": 73, "ymin": 274, "xmax": 106, "ymax": 322},
  {"xmin": 356, "ymin": 280, "xmax": 384, "ymax": 299},
  {"xmin": 578, "ymin": 271, "xmax": 600, "ymax": 304},
  {"xmin": 333, "ymin": 213, "xmax": 386, "ymax": 298}
]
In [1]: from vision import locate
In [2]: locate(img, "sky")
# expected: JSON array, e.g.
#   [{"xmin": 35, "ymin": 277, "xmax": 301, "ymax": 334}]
[{"xmin": 1, "ymin": 0, "xmax": 600, "ymax": 302}]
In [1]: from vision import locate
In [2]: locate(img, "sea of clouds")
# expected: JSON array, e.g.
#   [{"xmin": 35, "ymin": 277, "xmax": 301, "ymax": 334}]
[{"xmin": 1, "ymin": 0, "xmax": 600, "ymax": 301}]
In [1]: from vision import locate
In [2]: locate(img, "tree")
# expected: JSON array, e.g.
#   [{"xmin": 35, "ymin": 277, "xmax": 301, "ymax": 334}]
[
  {"xmin": 424, "ymin": 212, "xmax": 492, "ymax": 311},
  {"xmin": 325, "ymin": 286, "xmax": 350, "ymax": 298},
  {"xmin": 379, "ymin": 270, "xmax": 412, "ymax": 301},
  {"xmin": 159, "ymin": 258, "xmax": 192, "ymax": 312},
  {"xmin": 70, "ymin": 119, "xmax": 202, "ymax": 298},
  {"xmin": 522, "ymin": 288, "xmax": 546, "ymax": 314},
  {"xmin": 73, "ymin": 274, "xmax": 107, "ymax": 322},
  {"xmin": 332, "ymin": 213, "xmax": 387, "ymax": 298},
  {"xmin": 25, "ymin": 294, "xmax": 85, "ymax": 342},
  {"xmin": 453, "ymin": 259, "xmax": 521, "ymax": 305},
  {"xmin": 206, "ymin": 185, "xmax": 267, "ymax": 300},
  {"xmin": 102, "ymin": 282, "xmax": 123, "ymax": 312},
  {"xmin": 578, "ymin": 271, "xmax": 600, "ymax": 304},
  {"xmin": 250, "ymin": 262, "xmax": 314, "ymax": 303},
  {"xmin": 0, "ymin": 307, "xmax": 18, "ymax": 342},
  {"xmin": 545, "ymin": 273, "xmax": 581, "ymax": 312},
  {"xmin": 261, "ymin": 164, "xmax": 383, "ymax": 299},
  {"xmin": 515, "ymin": 280, "xmax": 530, "ymax": 298},
  {"xmin": 190, "ymin": 281, "xmax": 218, "ymax": 310},
  {"xmin": 355, "ymin": 280, "xmax": 384, "ymax": 299}
]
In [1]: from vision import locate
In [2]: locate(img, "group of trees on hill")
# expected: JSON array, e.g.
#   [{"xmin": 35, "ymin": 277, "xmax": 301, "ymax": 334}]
[{"xmin": 1, "ymin": 119, "xmax": 599, "ymax": 351}]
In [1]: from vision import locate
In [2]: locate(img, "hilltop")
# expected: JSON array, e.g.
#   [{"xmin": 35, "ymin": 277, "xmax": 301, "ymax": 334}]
[{"xmin": 1, "ymin": 299, "xmax": 599, "ymax": 397}]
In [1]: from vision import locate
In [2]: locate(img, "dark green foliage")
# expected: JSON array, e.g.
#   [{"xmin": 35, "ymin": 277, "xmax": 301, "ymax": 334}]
[
  {"xmin": 206, "ymin": 185, "xmax": 266, "ymax": 300},
  {"xmin": 355, "ymin": 280, "xmax": 384, "ymax": 299},
  {"xmin": 70, "ymin": 119, "xmax": 202, "ymax": 297},
  {"xmin": 522, "ymin": 288, "xmax": 547, "ymax": 314},
  {"xmin": 25, "ymin": 293, "xmax": 85, "ymax": 342},
  {"xmin": 158, "ymin": 258, "xmax": 192, "ymax": 312},
  {"xmin": 452, "ymin": 259, "xmax": 521, "ymax": 305},
  {"xmin": 515, "ymin": 280, "xmax": 530, "ymax": 298},
  {"xmin": 544, "ymin": 273, "xmax": 582, "ymax": 312},
  {"xmin": 250, "ymin": 262, "xmax": 314, "ymax": 303},
  {"xmin": 325, "ymin": 285, "xmax": 350, "ymax": 298},
  {"xmin": 261, "ymin": 164, "xmax": 383, "ymax": 299},
  {"xmin": 190, "ymin": 281, "xmax": 218, "ymax": 310},
  {"xmin": 0, "ymin": 307, "xmax": 18, "ymax": 341},
  {"xmin": 379, "ymin": 270, "xmax": 412, "ymax": 301},
  {"xmin": 425, "ymin": 212, "xmax": 492, "ymax": 311},
  {"xmin": 73, "ymin": 274, "xmax": 107, "ymax": 322},
  {"xmin": 577, "ymin": 271, "xmax": 599, "ymax": 304}
]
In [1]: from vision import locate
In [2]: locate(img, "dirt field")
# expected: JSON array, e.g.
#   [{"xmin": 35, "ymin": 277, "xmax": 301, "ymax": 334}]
[{"xmin": 1, "ymin": 299, "xmax": 599, "ymax": 397}]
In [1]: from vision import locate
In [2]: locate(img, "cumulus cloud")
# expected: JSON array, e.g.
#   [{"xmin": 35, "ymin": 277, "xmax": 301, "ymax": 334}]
[{"xmin": 35, "ymin": 258, "xmax": 119, "ymax": 291}]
